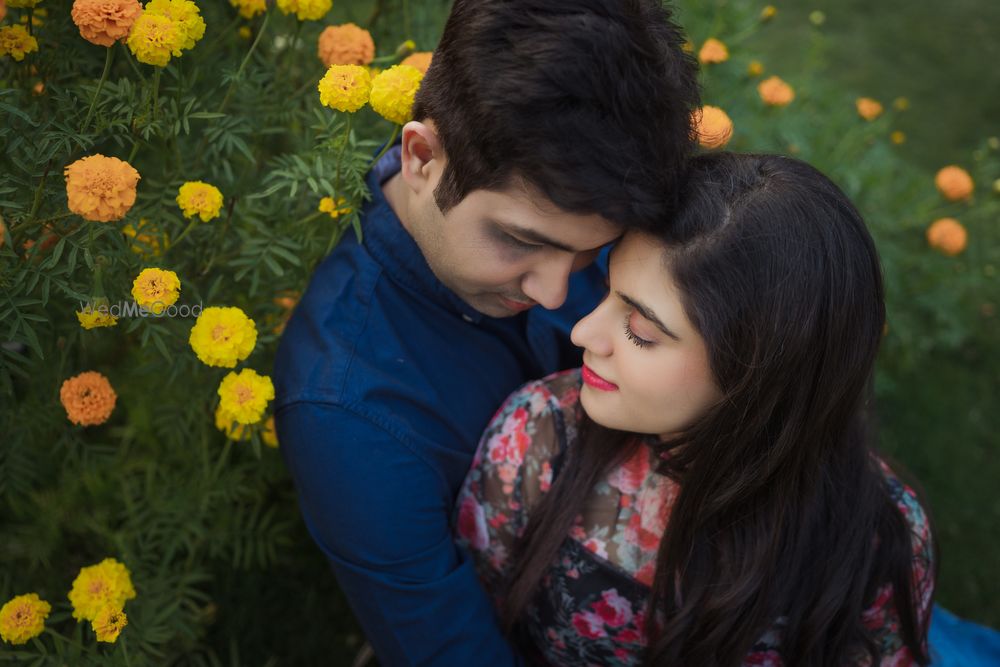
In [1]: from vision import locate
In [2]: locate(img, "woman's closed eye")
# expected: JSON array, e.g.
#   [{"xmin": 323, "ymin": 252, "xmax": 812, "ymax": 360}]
[{"xmin": 623, "ymin": 311, "xmax": 654, "ymax": 349}]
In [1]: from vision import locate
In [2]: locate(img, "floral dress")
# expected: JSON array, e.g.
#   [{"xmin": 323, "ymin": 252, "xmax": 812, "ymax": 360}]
[{"xmin": 453, "ymin": 368, "xmax": 935, "ymax": 666}]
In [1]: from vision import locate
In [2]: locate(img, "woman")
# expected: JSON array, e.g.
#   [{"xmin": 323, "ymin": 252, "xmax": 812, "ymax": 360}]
[{"xmin": 453, "ymin": 152, "xmax": 936, "ymax": 666}]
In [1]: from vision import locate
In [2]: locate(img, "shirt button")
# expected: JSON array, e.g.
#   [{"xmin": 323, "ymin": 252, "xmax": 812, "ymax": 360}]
[{"xmin": 462, "ymin": 314, "xmax": 473, "ymax": 323}]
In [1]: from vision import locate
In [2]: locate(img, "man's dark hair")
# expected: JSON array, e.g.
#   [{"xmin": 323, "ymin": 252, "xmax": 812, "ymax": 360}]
[{"xmin": 412, "ymin": 0, "xmax": 700, "ymax": 231}]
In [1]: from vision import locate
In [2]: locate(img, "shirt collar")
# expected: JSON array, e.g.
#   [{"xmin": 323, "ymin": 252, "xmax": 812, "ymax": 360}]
[{"xmin": 362, "ymin": 144, "xmax": 487, "ymax": 324}]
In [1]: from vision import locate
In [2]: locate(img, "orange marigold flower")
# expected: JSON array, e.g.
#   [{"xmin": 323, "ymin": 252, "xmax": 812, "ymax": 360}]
[
  {"xmin": 758, "ymin": 75, "xmax": 795, "ymax": 106},
  {"xmin": 0, "ymin": 0, "xmax": 6, "ymax": 23},
  {"xmin": 934, "ymin": 165, "xmax": 974, "ymax": 201},
  {"xmin": 60, "ymin": 371, "xmax": 117, "ymax": 426},
  {"xmin": 694, "ymin": 105, "xmax": 733, "ymax": 150},
  {"xmin": 926, "ymin": 218, "xmax": 967, "ymax": 256},
  {"xmin": 698, "ymin": 38, "xmax": 728, "ymax": 64},
  {"xmin": 64, "ymin": 154, "xmax": 141, "ymax": 222},
  {"xmin": 855, "ymin": 97, "xmax": 883, "ymax": 121},
  {"xmin": 401, "ymin": 51, "xmax": 432, "ymax": 74},
  {"xmin": 317, "ymin": 22, "xmax": 374, "ymax": 67},
  {"xmin": 71, "ymin": 0, "xmax": 142, "ymax": 47}
]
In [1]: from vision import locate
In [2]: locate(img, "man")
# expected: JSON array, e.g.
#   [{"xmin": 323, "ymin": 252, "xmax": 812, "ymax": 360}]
[{"xmin": 272, "ymin": 1, "xmax": 699, "ymax": 663}]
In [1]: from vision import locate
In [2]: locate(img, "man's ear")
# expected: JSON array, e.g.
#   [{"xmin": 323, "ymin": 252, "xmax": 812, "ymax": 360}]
[{"xmin": 399, "ymin": 120, "xmax": 444, "ymax": 194}]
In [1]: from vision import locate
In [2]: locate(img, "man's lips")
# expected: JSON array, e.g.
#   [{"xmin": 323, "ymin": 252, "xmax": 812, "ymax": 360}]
[
  {"xmin": 582, "ymin": 364, "xmax": 618, "ymax": 391},
  {"xmin": 499, "ymin": 295, "xmax": 535, "ymax": 313}
]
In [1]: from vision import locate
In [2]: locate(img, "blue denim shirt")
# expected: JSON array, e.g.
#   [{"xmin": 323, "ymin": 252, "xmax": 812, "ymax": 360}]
[{"xmin": 272, "ymin": 146, "xmax": 608, "ymax": 666}]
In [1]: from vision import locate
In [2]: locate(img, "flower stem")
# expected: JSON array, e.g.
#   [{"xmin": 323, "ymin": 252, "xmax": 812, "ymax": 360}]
[
  {"xmin": 217, "ymin": 7, "xmax": 271, "ymax": 115},
  {"xmin": 151, "ymin": 66, "xmax": 161, "ymax": 123},
  {"xmin": 25, "ymin": 159, "xmax": 52, "ymax": 225},
  {"xmin": 81, "ymin": 47, "xmax": 114, "ymax": 134},
  {"xmin": 171, "ymin": 216, "xmax": 201, "ymax": 247},
  {"xmin": 367, "ymin": 125, "xmax": 400, "ymax": 174}
]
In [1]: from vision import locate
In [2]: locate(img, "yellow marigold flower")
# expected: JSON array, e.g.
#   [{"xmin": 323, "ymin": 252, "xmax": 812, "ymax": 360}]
[
  {"xmin": 189, "ymin": 306, "xmax": 257, "ymax": 367},
  {"xmin": 64, "ymin": 154, "xmax": 140, "ymax": 223},
  {"xmin": 934, "ymin": 165, "xmax": 974, "ymax": 201},
  {"xmin": 6, "ymin": 0, "xmax": 42, "ymax": 7},
  {"xmin": 401, "ymin": 51, "xmax": 433, "ymax": 75},
  {"xmin": 68, "ymin": 558, "xmax": 136, "ymax": 622},
  {"xmin": 0, "ymin": 594, "xmax": 50, "ymax": 645},
  {"xmin": 237, "ymin": 25, "xmax": 251, "ymax": 39},
  {"xmin": 71, "ymin": 0, "xmax": 142, "ymax": 47},
  {"xmin": 698, "ymin": 38, "xmax": 728, "ymax": 65},
  {"xmin": 144, "ymin": 0, "xmax": 204, "ymax": 52},
  {"xmin": 123, "ymin": 218, "xmax": 167, "ymax": 258},
  {"xmin": 215, "ymin": 403, "xmax": 251, "ymax": 441},
  {"xmin": 229, "ymin": 0, "xmax": 264, "ymax": 19},
  {"xmin": 761, "ymin": 5, "xmax": 777, "ymax": 21},
  {"xmin": 856, "ymin": 97, "xmax": 883, "ymax": 121},
  {"xmin": 370, "ymin": 64, "xmax": 423, "ymax": 125},
  {"xmin": 681, "ymin": 40, "xmax": 693, "ymax": 53},
  {"xmin": 993, "ymin": 177, "xmax": 1000, "ymax": 194},
  {"xmin": 262, "ymin": 415, "xmax": 278, "ymax": 447},
  {"xmin": 318, "ymin": 64, "xmax": 372, "ymax": 112},
  {"xmin": 758, "ymin": 75, "xmax": 795, "ymax": 106},
  {"xmin": 926, "ymin": 217, "xmax": 967, "ymax": 256},
  {"xmin": 126, "ymin": 12, "xmax": 183, "ymax": 67},
  {"xmin": 276, "ymin": 0, "xmax": 330, "ymax": 21},
  {"xmin": 317, "ymin": 23, "xmax": 374, "ymax": 67},
  {"xmin": 893, "ymin": 96, "xmax": 910, "ymax": 111},
  {"xmin": 218, "ymin": 368, "xmax": 274, "ymax": 425},
  {"xmin": 176, "ymin": 180, "xmax": 224, "ymax": 221},
  {"xmin": 131, "ymin": 267, "xmax": 180, "ymax": 314},
  {"xmin": 694, "ymin": 105, "xmax": 733, "ymax": 150},
  {"xmin": 77, "ymin": 297, "xmax": 119, "ymax": 329},
  {"xmin": 92, "ymin": 606, "xmax": 127, "ymax": 643},
  {"xmin": 891, "ymin": 131, "xmax": 906, "ymax": 145},
  {"xmin": 0, "ymin": 25, "xmax": 39, "ymax": 62},
  {"xmin": 319, "ymin": 196, "xmax": 351, "ymax": 219},
  {"xmin": 747, "ymin": 60, "xmax": 764, "ymax": 77},
  {"xmin": 60, "ymin": 370, "xmax": 117, "ymax": 426}
]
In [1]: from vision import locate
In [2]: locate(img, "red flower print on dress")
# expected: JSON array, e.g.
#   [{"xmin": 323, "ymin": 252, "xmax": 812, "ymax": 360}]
[
  {"xmin": 607, "ymin": 445, "xmax": 650, "ymax": 495},
  {"xmin": 571, "ymin": 610, "xmax": 607, "ymax": 639},
  {"xmin": 456, "ymin": 494, "xmax": 489, "ymax": 551},
  {"xmin": 488, "ymin": 406, "xmax": 531, "ymax": 466},
  {"xmin": 591, "ymin": 589, "xmax": 633, "ymax": 628},
  {"xmin": 539, "ymin": 461, "xmax": 553, "ymax": 492},
  {"xmin": 745, "ymin": 650, "xmax": 784, "ymax": 666}
]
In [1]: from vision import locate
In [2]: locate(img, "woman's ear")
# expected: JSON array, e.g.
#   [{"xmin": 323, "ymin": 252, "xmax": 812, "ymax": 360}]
[{"xmin": 399, "ymin": 120, "xmax": 445, "ymax": 194}]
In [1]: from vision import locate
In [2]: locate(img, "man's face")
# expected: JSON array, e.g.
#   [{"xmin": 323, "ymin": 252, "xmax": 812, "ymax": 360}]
[{"xmin": 412, "ymin": 175, "xmax": 621, "ymax": 318}]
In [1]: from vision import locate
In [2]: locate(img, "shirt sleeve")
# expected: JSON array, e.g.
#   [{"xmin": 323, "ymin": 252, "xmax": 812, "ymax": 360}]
[
  {"xmin": 275, "ymin": 401, "xmax": 525, "ymax": 667},
  {"xmin": 453, "ymin": 379, "xmax": 565, "ymax": 596}
]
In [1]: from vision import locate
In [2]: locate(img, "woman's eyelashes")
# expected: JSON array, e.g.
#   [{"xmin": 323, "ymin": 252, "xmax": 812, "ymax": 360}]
[{"xmin": 623, "ymin": 312, "xmax": 653, "ymax": 349}]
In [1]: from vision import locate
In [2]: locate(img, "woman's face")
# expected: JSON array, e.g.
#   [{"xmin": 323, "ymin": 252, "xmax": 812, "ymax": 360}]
[{"xmin": 570, "ymin": 231, "xmax": 722, "ymax": 439}]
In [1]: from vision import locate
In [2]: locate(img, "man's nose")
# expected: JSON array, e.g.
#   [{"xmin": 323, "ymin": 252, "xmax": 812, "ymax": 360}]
[{"xmin": 522, "ymin": 256, "xmax": 574, "ymax": 310}]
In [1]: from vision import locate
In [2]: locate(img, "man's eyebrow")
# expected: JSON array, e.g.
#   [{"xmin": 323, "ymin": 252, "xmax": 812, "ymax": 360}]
[
  {"xmin": 615, "ymin": 290, "xmax": 681, "ymax": 341},
  {"xmin": 492, "ymin": 220, "xmax": 579, "ymax": 253}
]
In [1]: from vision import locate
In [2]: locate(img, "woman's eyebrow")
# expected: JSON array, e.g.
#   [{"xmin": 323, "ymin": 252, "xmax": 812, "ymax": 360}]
[{"xmin": 615, "ymin": 290, "xmax": 681, "ymax": 341}]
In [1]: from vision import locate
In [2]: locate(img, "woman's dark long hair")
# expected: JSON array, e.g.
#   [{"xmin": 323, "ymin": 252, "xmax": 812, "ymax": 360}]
[{"xmin": 499, "ymin": 153, "xmax": 938, "ymax": 665}]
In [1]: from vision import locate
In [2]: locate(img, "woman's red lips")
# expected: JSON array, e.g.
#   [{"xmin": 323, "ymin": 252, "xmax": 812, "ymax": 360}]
[{"xmin": 582, "ymin": 364, "xmax": 618, "ymax": 391}]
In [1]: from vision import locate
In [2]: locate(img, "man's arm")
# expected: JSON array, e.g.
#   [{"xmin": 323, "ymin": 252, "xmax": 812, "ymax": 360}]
[{"xmin": 275, "ymin": 401, "xmax": 523, "ymax": 666}]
